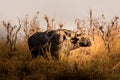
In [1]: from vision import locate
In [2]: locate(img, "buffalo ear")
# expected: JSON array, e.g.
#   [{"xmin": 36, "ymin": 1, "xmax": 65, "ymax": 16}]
[{"xmin": 71, "ymin": 37, "xmax": 79, "ymax": 44}]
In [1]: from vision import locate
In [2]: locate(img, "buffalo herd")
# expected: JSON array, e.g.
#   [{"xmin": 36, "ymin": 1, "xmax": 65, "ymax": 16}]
[{"xmin": 28, "ymin": 29, "xmax": 91, "ymax": 59}]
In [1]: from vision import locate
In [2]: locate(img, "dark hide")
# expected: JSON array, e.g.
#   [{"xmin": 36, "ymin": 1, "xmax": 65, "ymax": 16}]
[{"xmin": 28, "ymin": 30, "xmax": 56, "ymax": 58}]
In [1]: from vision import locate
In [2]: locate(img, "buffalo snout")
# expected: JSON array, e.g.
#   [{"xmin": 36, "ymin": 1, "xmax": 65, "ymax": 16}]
[{"xmin": 79, "ymin": 37, "xmax": 91, "ymax": 47}]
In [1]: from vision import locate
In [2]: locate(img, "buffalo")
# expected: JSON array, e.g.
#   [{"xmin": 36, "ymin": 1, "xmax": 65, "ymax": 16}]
[{"xmin": 28, "ymin": 29, "xmax": 91, "ymax": 59}]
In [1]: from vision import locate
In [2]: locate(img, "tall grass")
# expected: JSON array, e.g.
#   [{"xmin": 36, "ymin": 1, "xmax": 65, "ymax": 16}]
[
  {"xmin": 0, "ymin": 12, "xmax": 120, "ymax": 80},
  {"xmin": 0, "ymin": 39, "xmax": 120, "ymax": 80}
]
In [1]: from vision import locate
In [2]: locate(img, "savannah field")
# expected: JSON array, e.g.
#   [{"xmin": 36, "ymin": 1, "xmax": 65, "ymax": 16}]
[{"xmin": 0, "ymin": 11, "xmax": 120, "ymax": 80}]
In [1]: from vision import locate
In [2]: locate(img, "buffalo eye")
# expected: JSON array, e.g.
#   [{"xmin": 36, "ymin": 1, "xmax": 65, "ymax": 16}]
[
  {"xmin": 68, "ymin": 33, "xmax": 71, "ymax": 37},
  {"xmin": 77, "ymin": 34, "xmax": 81, "ymax": 36},
  {"xmin": 63, "ymin": 35, "xmax": 66, "ymax": 40},
  {"xmin": 64, "ymin": 32, "xmax": 71, "ymax": 37}
]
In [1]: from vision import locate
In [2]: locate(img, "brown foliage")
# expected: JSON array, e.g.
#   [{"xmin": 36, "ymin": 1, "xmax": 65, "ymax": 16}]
[
  {"xmin": 0, "ymin": 11, "xmax": 120, "ymax": 80},
  {"xmin": 3, "ymin": 19, "xmax": 21, "ymax": 51}
]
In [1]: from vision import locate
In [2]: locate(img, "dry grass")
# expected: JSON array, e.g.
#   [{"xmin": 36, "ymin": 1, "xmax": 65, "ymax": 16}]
[
  {"xmin": 0, "ymin": 38, "xmax": 120, "ymax": 80},
  {"xmin": 0, "ymin": 12, "xmax": 120, "ymax": 80}
]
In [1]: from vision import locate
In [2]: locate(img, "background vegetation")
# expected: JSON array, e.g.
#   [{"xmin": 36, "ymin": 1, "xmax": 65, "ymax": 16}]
[{"xmin": 0, "ymin": 11, "xmax": 120, "ymax": 80}]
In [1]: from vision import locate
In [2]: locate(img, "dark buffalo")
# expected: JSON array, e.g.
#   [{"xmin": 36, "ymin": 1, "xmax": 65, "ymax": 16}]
[
  {"xmin": 28, "ymin": 29, "xmax": 91, "ymax": 59},
  {"xmin": 28, "ymin": 30, "xmax": 55, "ymax": 58}
]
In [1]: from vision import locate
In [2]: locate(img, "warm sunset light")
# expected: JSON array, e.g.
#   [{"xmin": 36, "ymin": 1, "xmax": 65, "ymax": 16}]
[{"xmin": 0, "ymin": 0, "xmax": 120, "ymax": 80}]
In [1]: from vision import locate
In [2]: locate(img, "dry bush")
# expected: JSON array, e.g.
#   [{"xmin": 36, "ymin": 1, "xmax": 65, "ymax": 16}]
[
  {"xmin": 3, "ymin": 19, "xmax": 21, "ymax": 51},
  {"xmin": 44, "ymin": 15, "xmax": 55, "ymax": 30},
  {"xmin": 22, "ymin": 13, "xmax": 41, "ymax": 42}
]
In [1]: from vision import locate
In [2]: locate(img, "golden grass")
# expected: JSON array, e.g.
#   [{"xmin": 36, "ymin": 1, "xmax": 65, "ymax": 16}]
[
  {"xmin": 0, "ymin": 37, "xmax": 120, "ymax": 80},
  {"xmin": 0, "ymin": 13, "xmax": 120, "ymax": 80}
]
